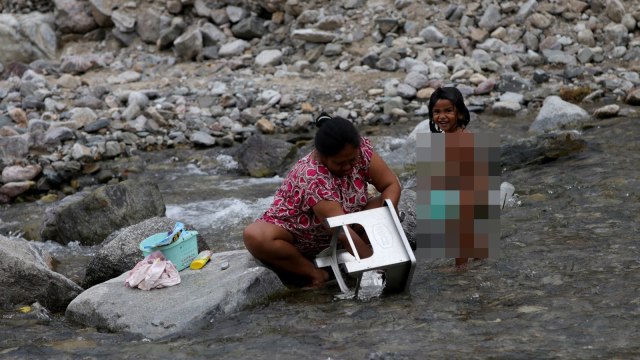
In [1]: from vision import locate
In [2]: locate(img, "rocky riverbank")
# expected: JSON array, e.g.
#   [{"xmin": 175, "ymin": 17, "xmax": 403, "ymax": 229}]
[{"xmin": 1, "ymin": 0, "xmax": 640, "ymax": 204}]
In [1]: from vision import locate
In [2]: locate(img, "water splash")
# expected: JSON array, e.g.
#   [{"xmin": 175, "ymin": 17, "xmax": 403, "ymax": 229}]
[{"xmin": 166, "ymin": 196, "xmax": 275, "ymax": 230}]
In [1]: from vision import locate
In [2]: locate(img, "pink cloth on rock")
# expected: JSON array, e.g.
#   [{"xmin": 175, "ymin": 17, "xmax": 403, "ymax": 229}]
[
  {"xmin": 259, "ymin": 137, "xmax": 374, "ymax": 257},
  {"xmin": 125, "ymin": 251, "xmax": 181, "ymax": 290}
]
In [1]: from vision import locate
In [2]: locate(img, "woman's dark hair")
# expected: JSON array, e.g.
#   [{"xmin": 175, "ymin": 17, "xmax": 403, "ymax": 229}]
[
  {"xmin": 427, "ymin": 87, "xmax": 471, "ymax": 133},
  {"xmin": 314, "ymin": 112, "xmax": 361, "ymax": 156}
]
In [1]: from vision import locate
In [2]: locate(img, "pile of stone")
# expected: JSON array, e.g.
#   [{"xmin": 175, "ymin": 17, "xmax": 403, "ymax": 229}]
[{"xmin": 2, "ymin": 0, "xmax": 640, "ymax": 203}]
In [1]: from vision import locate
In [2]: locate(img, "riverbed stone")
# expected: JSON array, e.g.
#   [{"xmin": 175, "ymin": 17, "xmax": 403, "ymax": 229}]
[
  {"xmin": 235, "ymin": 134, "xmax": 297, "ymax": 177},
  {"xmin": 190, "ymin": 131, "xmax": 216, "ymax": 147},
  {"xmin": 2, "ymin": 164, "xmax": 42, "ymax": 183},
  {"xmin": 66, "ymin": 250, "xmax": 285, "ymax": 340},
  {"xmin": 291, "ymin": 29, "xmax": 336, "ymax": 43},
  {"xmin": 54, "ymin": 0, "xmax": 98, "ymax": 34},
  {"xmin": 529, "ymin": 96, "xmax": 591, "ymax": 134},
  {"xmin": 82, "ymin": 216, "xmax": 209, "ymax": 288},
  {"xmin": 174, "ymin": 26, "xmax": 203, "ymax": 60},
  {"xmin": 255, "ymin": 49, "xmax": 283, "ymax": 67},
  {"xmin": 0, "ymin": 181, "xmax": 35, "ymax": 198},
  {"xmin": 231, "ymin": 16, "xmax": 266, "ymax": 40},
  {"xmin": 0, "ymin": 134, "xmax": 29, "ymax": 159},
  {"xmin": 593, "ymin": 104, "xmax": 620, "ymax": 119},
  {"xmin": 219, "ymin": 39, "xmax": 250, "ymax": 57},
  {"xmin": 501, "ymin": 130, "xmax": 586, "ymax": 170},
  {"xmin": 40, "ymin": 180, "xmax": 166, "ymax": 245},
  {"xmin": 0, "ymin": 235, "xmax": 83, "ymax": 312}
]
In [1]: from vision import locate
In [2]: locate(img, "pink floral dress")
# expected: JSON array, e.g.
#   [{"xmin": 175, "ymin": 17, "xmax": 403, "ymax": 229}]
[{"xmin": 259, "ymin": 137, "xmax": 374, "ymax": 257}]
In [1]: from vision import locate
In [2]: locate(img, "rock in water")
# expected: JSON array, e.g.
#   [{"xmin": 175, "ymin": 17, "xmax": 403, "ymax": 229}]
[
  {"xmin": 66, "ymin": 250, "xmax": 285, "ymax": 339},
  {"xmin": 40, "ymin": 180, "xmax": 166, "ymax": 245},
  {"xmin": 0, "ymin": 235, "xmax": 83, "ymax": 312},
  {"xmin": 529, "ymin": 96, "xmax": 590, "ymax": 134}
]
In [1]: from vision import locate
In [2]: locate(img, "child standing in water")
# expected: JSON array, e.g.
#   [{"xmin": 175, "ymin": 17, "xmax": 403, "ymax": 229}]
[{"xmin": 426, "ymin": 87, "xmax": 482, "ymax": 268}]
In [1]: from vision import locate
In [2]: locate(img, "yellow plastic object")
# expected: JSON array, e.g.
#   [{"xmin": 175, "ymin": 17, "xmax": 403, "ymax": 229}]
[
  {"xmin": 190, "ymin": 250, "xmax": 213, "ymax": 270},
  {"xmin": 18, "ymin": 306, "xmax": 31, "ymax": 313}
]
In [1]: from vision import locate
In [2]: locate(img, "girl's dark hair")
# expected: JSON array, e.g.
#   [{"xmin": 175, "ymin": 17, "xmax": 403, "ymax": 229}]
[
  {"xmin": 427, "ymin": 87, "xmax": 471, "ymax": 133},
  {"xmin": 314, "ymin": 112, "xmax": 361, "ymax": 156}
]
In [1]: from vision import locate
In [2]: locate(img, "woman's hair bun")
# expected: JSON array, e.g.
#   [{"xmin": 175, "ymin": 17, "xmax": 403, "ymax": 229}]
[{"xmin": 315, "ymin": 112, "xmax": 332, "ymax": 128}]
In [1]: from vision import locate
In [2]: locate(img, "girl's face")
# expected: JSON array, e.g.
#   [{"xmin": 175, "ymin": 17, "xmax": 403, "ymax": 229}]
[
  {"xmin": 320, "ymin": 144, "xmax": 359, "ymax": 177},
  {"xmin": 432, "ymin": 99, "xmax": 460, "ymax": 133}
]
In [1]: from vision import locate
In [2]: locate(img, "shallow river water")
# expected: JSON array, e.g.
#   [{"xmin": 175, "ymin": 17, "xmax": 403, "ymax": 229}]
[{"xmin": 1, "ymin": 113, "xmax": 639, "ymax": 359}]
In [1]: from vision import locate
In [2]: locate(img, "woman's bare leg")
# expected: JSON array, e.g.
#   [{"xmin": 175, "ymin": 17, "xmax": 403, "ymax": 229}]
[{"xmin": 243, "ymin": 221, "xmax": 328, "ymax": 287}]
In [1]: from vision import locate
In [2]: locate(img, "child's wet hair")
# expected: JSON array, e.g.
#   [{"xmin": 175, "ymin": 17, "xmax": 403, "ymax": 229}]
[
  {"xmin": 428, "ymin": 87, "xmax": 471, "ymax": 133},
  {"xmin": 314, "ymin": 112, "xmax": 361, "ymax": 156}
]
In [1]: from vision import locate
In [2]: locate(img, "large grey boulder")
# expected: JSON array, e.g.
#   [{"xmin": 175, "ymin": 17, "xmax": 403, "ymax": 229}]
[
  {"xmin": 529, "ymin": 96, "xmax": 591, "ymax": 134},
  {"xmin": 66, "ymin": 250, "xmax": 286, "ymax": 340},
  {"xmin": 0, "ymin": 13, "xmax": 57, "ymax": 65},
  {"xmin": 236, "ymin": 134, "xmax": 298, "ymax": 177},
  {"xmin": 0, "ymin": 235, "xmax": 83, "ymax": 312},
  {"xmin": 40, "ymin": 180, "xmax": 166, "ymax": 245},
  {"xmin": 83, "ymin": 216, "xmax": 210, "ymax": 288},
  {"xmin": 501, "ymin": 131, "xmax": 586, "ymax": 170}
]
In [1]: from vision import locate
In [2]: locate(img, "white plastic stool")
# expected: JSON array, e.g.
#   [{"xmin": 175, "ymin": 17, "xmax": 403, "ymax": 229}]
[{"xmin": 314, "ymin": 200, "xmax": 416, "ymax": 295}]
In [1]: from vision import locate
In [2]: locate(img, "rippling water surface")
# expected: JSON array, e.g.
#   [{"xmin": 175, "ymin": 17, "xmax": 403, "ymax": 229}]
[{"xmin": 1, "ymin": 115, "xmax": 639, "ymax": 359}]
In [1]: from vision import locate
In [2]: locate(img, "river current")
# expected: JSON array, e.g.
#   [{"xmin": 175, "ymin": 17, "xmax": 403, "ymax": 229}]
[{"xmin": 1, "ymin": 112, "xmax": 639, "ymax": 359}]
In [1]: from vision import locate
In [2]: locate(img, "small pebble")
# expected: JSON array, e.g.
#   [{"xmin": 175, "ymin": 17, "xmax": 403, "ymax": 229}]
[{"xmin": 220, "ymin": 261, "xmax": 229, "ymax": 270}]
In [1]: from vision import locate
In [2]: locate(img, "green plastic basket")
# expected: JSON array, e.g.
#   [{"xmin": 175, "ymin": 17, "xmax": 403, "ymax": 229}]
[{"xmin": 139, "ymin": 231, "xmax": 199, "ymax": 271}]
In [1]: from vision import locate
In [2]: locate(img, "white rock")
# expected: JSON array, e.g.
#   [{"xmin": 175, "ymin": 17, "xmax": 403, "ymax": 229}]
[
  {"xmin": 529, "ymin": 96, "xmax": 590, "ymax": 134},
  {"xmin": 255, "ymin": 49, "xmax": 283, "ymax": 67}
]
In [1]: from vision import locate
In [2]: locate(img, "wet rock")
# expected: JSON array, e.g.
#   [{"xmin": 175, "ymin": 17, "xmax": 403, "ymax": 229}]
[
  {"xmin": 255, "ymin": 49, "xmax": 282, "ymax": 67},
  {"xmin": 0, "ymin": 235, "xmax": 83, "ymax": 312},
  {"xmin": 2, "ymin": 164, "xmax": 41, "ymax": 183},
  {"xmin": 40, "ymin": 180, "xmax": 166, "ymax": 245},
  {"xmin": 231, "ymin": 17, "xmax": 266, "ymax": 40},
  {"xmin": 236, "ymin": 134, "xmax": 297, "ymax": 177},
  {"xmin": 625, "ymin": 88, "xmax": 640, "ymax": 105},
  {"xmin": 500, "ymin": 72, "xmax": 533, "ymax": 93},
  {"xmin": 82, "ymin": 216, "xmax": 209, "ymax": 288},
  {"xmin": 66, "ymin": 250, "xmax": 284, "ymax": 339},
  {"xmin": 56, "ymin": 74, "xmax": 81, "ymax": 89},
  {"xmin": 291, "ymin": 29, "xmax": 336, "ymax": 43},
  {"xmin": 54, "ymin": 0, "xmax": 98, "ymax": 34},
  {"xmin": 492, "ymin": 101, "xmax": 521, "ymax": 116},
  {"xmin": 529, "ymin": 96, "xmax": 590, "ymax": 134},
  {"xmin": 174, "ymin": 26, "xmax": 203, "ymax": 61},
  {"xmin": 593, "ymin": 104, "xmax": 620, "ymax": 119},
  {"xmin": 501, "ymin": 131, "xmax": 586, "ymax": 170},
  {"xmin": 190, "ymin": 131, "xmax": 216, "ymax": 147},
  {"xmin": 219, "ymin": 39, "xmax": 250, "ymax": 57}
]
